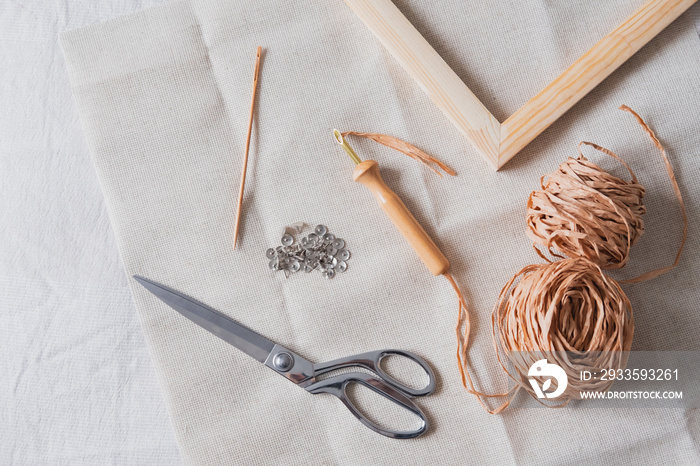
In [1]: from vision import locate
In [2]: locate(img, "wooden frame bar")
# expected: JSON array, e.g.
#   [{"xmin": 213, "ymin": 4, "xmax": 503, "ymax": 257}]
[{"xmin": 343, "ymin": 0, "xmax": 697, "ymax": 170}]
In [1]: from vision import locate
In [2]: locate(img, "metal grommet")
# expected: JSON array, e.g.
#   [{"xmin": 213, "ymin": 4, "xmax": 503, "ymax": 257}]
[
  {"xmin": 314, "ymin": 224, "xmax": 327, "ymax": 236},
  {"xmin": 267, "ymin": 224, "xmax": 350, "ymax": 279},
  {"xmin": 281, "ymin": 234, "xmax": 294, "ymax": 247}
]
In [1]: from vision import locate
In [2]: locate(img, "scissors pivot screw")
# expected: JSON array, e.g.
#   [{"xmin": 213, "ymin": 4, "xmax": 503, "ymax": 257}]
[{"xmin": 273, "ymin": 352, "xmax": 294, "ymax": 372}]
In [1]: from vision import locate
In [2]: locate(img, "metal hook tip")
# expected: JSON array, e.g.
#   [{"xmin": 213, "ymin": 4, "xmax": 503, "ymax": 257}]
[
  {"xmin": 333, "ymin": 129, "xmax": 362, "ymax": 165},
  {"xmin": 333, "ymin": 129, "xmax": 343, "ymax": 144}
]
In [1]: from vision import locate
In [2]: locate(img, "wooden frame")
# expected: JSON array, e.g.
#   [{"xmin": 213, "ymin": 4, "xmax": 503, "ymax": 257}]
[{"xmin": 343, "ymin": 0, "xmax": 697, "ymax": 170}]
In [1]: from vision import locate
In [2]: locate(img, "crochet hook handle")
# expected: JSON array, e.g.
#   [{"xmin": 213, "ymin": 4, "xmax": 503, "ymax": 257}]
[
  {"xmin": 334, "ymin": 130, "xmax": 450, "ymax": 276},
  {"xmin": 353, "ymin": 160, "xmax": 450, "ymax": 275}
]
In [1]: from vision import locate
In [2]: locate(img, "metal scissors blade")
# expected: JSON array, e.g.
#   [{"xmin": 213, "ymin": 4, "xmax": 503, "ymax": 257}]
[
  {"xmin": 133, "ymin": 276, "xmax": 435, "ymax": 439},
  {"xmin": 133, "ymin": 276, "xmax": 275, "ymax": 362}
]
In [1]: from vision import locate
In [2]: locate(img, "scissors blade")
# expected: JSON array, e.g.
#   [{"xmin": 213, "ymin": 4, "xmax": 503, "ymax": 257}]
[{"xmin": 133, "ymin": 276, "xmax": 275, "ymax": 363}]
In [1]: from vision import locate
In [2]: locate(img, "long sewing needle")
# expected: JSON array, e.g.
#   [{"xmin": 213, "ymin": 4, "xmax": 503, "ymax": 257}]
[{"xmin": 233, "ymin": 46, "xmax": 262, "ymax": 250}]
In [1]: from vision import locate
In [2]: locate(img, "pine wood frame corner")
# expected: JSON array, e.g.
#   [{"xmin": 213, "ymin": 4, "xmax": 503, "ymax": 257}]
[{"xmin": 343, "ymin": 0, "xmax": 697, "ymax": 170}]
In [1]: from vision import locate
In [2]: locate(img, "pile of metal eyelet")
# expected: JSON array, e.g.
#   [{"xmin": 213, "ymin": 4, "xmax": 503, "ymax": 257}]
[{"xmin": 266, "ymin": 223, "xmax": 351, "ymax": 279}]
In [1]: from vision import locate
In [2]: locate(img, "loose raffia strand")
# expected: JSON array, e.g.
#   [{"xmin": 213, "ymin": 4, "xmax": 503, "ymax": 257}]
[
  {"xmin": 617, "ymin": 105, "xmax": 687, "ymax": 283},
  {"xmin": 445, "ymin": 272, "xmax": 518, "ymax": 414},
  {"xmin": 341, "ymin": 131, "xmax": 456, "ymax": 177}
]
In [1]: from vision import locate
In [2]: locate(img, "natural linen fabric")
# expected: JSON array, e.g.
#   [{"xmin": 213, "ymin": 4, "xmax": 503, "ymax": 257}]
[{"xmin": 60, "ymin": 0, "xmax": 700, "ymax": 464}]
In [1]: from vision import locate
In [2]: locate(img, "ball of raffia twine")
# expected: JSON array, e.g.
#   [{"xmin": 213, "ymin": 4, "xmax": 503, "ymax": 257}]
[{"xmin": 457, "ymin": 106, "xmax": 687, "ymax": 413}]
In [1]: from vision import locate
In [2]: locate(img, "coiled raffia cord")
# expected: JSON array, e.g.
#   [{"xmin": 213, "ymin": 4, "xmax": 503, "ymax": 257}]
[
  {"xmin": 455, "ymin": 105, "xmax": 687, "ymax": 413},
  {"xmin": 344, "ymin": 105, "xmax": 687, "ymax": 413}
]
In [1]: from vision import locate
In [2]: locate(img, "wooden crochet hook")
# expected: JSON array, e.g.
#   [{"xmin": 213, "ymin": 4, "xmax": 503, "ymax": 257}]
[{"xmin": 333, "ymin": 130, "xmax": 450, "ymax": 276}]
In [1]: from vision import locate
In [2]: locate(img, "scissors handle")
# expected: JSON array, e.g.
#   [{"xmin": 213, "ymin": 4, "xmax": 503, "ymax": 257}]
[
  {"xmin": 305, "ymin": 372, "xmax": 429, "ymax": 439},
  {"xmin": 312, "ymin": 349, "xmax": 436, "ymax": 397}
]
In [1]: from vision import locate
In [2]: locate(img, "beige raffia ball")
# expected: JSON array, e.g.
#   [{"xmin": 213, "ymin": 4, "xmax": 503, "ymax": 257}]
[
  {"xmin": 494, "ymin": 257, "xmax": 634, "ymax": 399},
  {"xmin": 526, "ymin": 151, "xmax": 646, "ymax": 270}
]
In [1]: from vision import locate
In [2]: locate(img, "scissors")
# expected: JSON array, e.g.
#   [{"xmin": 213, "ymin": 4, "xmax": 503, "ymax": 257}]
[{"xmin": 134, "ymin": 276, "xmax": 436, "ymax": 439}]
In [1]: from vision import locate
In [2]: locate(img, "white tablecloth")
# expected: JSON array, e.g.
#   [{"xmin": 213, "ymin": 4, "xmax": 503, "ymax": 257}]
[
  {"xmin": 3, "ymin": 0, "xmax": 700, "ymax": 464},
  {"xmin": 1, "ymin": 1, "xmax": 180, "ymax": 464}
]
